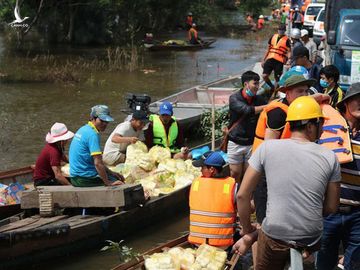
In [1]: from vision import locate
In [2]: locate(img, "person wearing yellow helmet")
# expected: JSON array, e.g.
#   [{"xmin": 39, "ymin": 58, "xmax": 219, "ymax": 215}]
[{"xmin": 235, "ymin": 95, "xmax": 340, "ymax": 269}]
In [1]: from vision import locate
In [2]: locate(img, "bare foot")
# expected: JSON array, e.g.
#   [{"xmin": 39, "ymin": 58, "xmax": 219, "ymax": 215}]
[{"xmin": 232, "ymin": 230, "xmax": 258, "ymax": 255}]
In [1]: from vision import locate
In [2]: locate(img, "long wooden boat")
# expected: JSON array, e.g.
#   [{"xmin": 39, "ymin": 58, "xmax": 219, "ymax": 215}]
[
  {"xmin": 111, "ymin": 233, "xmax": 240, "ymax": 270},
  {"xmin": 146, "ymin": 39, "xmax": 216, "ymax": 51},
  {"xmin": 0, "ymin": 166, "xmax": 34, "ymax": 219},
  {"xmin": 0, "ymin": 140, "xmax": 226, "ymax": 269}
]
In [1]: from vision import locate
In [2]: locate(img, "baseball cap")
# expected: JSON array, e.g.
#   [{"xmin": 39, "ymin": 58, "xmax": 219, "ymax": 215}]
[
  {"xmin": 90, "ymin": 105, "xmax": 114, "ymax": 122},
  {"xmin": 193, "ymin": 151, "xmax": 226, "ymax": 168},
  {"xmin": 159, "ymin": 101, "xmax": 173, "ymax": 115},
  {"xmin": 192, "ymin": 151, "xmax": 213, "ymax": 167},
  {"xmin": 132, "ymin": 110, "xmax": 149, "ymax": 124},
  {"xmin": 301, "ymin": 29, "xmax": 309, "ymax": 37}
]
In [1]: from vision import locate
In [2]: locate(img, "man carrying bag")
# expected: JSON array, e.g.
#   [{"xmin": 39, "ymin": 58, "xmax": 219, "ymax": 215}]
[{"xmin": 226, "ymin": 71, "xmax": 267, "ymax": 183}]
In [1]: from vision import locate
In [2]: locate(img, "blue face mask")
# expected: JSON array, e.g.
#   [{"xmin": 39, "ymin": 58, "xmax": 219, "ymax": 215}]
[
  {"xmin": 245, "ymin": 88, "xmax": 255, "ymax": 97},
  {"xmin": 320, "ymin": 79, "xmax": 329, "ymax": 88}
]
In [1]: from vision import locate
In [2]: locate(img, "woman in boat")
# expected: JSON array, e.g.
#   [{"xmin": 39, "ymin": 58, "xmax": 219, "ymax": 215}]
[{"xmin": 33, "ymin": 122, "xmax": 74, "ymax": 186}]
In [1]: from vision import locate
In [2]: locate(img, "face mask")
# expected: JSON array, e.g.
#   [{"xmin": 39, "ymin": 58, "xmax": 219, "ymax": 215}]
[
  {"xmin": 245, "ymin": 88, "xmax": 255, "ymax": 97},
  {"xmin": 320, "ymin": 79, "xmax": 329, "ymax": 88}
]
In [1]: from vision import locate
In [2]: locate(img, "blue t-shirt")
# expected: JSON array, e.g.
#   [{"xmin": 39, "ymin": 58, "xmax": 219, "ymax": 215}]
[{"xmin": 69, "ymin": 122, "xmax": 102, "ymax": 178}]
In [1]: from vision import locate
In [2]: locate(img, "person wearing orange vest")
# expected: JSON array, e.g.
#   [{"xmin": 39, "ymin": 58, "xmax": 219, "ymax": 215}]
[
  {"xmin": 189, "ymin": 151, "xmax": 237, "ymax": 249},
  {"xmin": 251, "ymin": 75, "xmax": 331, "ymax": 268},
  {"xmin": 257, "ymin": 15, "xmax": 265, "ymax": 30},
  {"xmin": 262, "ymin": 23, "xmax": 291, "ymax": 92},
  {"xmin": 188, "ymin": 23, "xmax": 201, "ymax": 45},
  {"xmin": 185, "ymin": 12, "xmax": 193, "ymax": 31}
]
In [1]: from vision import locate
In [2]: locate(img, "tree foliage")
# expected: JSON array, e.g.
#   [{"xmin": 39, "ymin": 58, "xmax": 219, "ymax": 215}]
[
  {"xmin": 0, "ymin": 0, "xmax": 270, "ymax": 45},
  {"xmin": 240, "ymin": 0, "xmax": 272, "ymax": 17}
]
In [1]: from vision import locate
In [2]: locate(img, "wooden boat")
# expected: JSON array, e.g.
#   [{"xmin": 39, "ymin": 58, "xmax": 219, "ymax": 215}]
[
  {"xmin": 0, "ymin": 140, "xmax": 227, "ymax": 268},
  {"xmin": 111, "ymin": 233, "xmax": 240, "ymax": 270},
  {"xmin": 145, "ymin": 39, "xmax": 216, "ymax": 51},
  {"xmin": 0, "ymin": 166, "xmax": 33, "ymax": 219}
]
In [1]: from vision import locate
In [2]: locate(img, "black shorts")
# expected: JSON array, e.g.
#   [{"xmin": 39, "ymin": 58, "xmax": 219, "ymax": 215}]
[{"xmin": 263, "ymin": 58, "xmax": 284, "ymax": 81}]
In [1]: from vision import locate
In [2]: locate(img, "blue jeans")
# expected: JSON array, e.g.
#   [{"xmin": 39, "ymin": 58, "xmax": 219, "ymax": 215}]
[{"xmin": 316, "ymin": 209, "xmax": 360, "ymax": 270}]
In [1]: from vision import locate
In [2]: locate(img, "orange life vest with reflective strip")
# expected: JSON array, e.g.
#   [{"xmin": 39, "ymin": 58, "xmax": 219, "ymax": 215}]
[
  {"xmin": 252, "ymin": 100, "xmax": 291, "ymax": 153},
  {"xmin": 188, "ymin": 177, "xmax": 236, "ymax": 247},
  {"xmin": 266, "ymin": 34, "xmax": 289, "ymax": 64},
  {"xmin": 318, "ymin": 104, "xmax": 353, "ymax": 164}
]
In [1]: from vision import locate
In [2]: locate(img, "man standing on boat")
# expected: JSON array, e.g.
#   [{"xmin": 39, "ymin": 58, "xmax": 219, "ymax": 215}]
[
  {"xmin": 69, "ymin": 105, "xmax": 124, "ymax": 187},
  {"xmin": 317, "ymin": 83, "xmax": 360, "ymax": 270},
  {"xmin": 237, "ymin": 96, "xmax": 340, "ymax": 269},
  {"xmin": 189, "ymin": 151, "xmax": 237, "ymax": 249},
  {"xmin": 103, "ymin": 110, "xmax": 149, "ymax": 166},
  {"xmin": 262, "ymin": 23, "xmax": 291, "ymax": 93},
  {"xmin": 188, "ymin": 23, "xmax": 202, "ymax": 45},
  {"xmin": 227, "ymin": 71, "xmax": 267, "ymax": 184},
  {"xmin": 185, "ymin": 12, "xmax": 193, "ymax": 31},
  {"xmin": 33, "ymin": 123, "xmax": 74, "ymax": 186},
  {"xmin": 145, "ymin": 101, "xmax": 190, "ymax": 159}
]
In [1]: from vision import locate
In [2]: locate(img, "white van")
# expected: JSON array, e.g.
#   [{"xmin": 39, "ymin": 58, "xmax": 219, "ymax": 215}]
[
  {"xmin": 303, "ymin": 3, "xmax": 325, "ymax": 36},
  {"xmin": 313, "ymin": 7, "xmax": 325, "ymax": 45}
]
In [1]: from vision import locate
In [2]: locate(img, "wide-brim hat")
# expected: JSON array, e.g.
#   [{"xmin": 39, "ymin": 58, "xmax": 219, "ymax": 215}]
[
  {"xmin": 278, "ymin": 75, "xmax": 317, "ymax": 93},
  {"xmin": 337, "ymin": 82, "xmax": 360, "ymax": 111},
  {"xmin": 46, "ymin": 122, "xmax": 74, "ymax": 143}
]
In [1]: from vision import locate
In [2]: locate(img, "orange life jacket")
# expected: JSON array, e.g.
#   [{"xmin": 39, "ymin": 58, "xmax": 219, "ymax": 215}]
[
  {"xmin": 188, "ymin": 27, "xmax": 198, "ymax": 41},
  {"xmin": 188, "ymin": 177, "xmax": 236, "ymax": 247},
  {"xmin": 266, "ymin": 34, "xmax": 289, "ymax": 64},
  {"xmin": 318, "ymin": 104, "xmax": 353, "ymax": 164},
  {"xmin": 257, "ymin": 18, "xmax": 265, "ymax": 29},
  {"xmin": 252, "ymin": 100, "xmax": 292, "ymax": 153},
  {"xmin": 186, "ymin": 16, "xmax": 193, "ymax": 26}
]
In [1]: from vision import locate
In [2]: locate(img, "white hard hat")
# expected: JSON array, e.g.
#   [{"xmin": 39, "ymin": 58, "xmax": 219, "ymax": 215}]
[
  {"xmin": 291, "ymin": 28, "xmax": 301, "ymax": 39},
  {"xmin": 301, "ymin": 29, "xmax": 309, "ymax": 37},
  {"xmin": 259, "ymin": 15, "xmax": 264, "ymax": 18}
]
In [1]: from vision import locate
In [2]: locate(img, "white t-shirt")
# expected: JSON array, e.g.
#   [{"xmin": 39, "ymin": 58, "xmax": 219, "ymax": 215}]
[{"xmin": 103, "ymin": 121, "xmax": 145, "ymax": 164}]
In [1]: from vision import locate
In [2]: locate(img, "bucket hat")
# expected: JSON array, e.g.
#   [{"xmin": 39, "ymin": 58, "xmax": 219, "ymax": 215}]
[
  {"xmin": 90, "ymin": 105, "xmax": 114, "ymax": 122},
  {"xmin": 278, "ymin": 75, "xmax": 316, "ymax": 93},
  {"xmin": 45, "ymin": 123, "xmax": 74, "ymax": 143},
  {"xmin": 337, "ymin": 82, "xmax": 360, "ymax": 111}
]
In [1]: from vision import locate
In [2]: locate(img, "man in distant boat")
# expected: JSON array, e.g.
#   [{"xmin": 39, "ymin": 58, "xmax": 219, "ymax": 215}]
[
  {"xmin": 103, "ymin": 110, "xmax": 149, "ymax": 166},
  {"xmin": 189, "ymin": 151, "xmax": 237, "ymax": 250},
  {"xmin": 145, "ymin": 101, "xmax": 190, "ymax": 159},
  {"xmin": 69, "ymin": 105, "xmax": 124, "ymax": 187},
  {"xmin": 237, "ymin": 96, "xmax": 340, "ymax": 269},
  {"xmin": 188, "ymin": 23, "xmax": 202, "ymax": 45},
  {"xmin": 33, "ymin": 123, "xmax": 74, "ymax": 186},
  {"xmin": 185, "ymin": 12, "xmax": 193, "ymax": 31},
  {"xmin": 227, "ymin": 71, "xmax": 267, "ymax": 184}
]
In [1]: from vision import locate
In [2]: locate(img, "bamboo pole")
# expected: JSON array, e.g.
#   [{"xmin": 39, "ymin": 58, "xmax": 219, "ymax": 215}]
[{"xmin": 211, "ymin": 93, "xmax": 215, "ymax": 151}]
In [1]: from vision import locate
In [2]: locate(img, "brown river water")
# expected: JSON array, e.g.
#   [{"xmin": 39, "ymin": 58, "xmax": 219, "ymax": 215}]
[{"xmin": 0, "ymin": 30, "xmax": 268, "ymax": 269}]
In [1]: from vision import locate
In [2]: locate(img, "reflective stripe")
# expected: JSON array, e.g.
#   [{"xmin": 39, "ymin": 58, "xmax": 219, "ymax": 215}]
[
  {"xmin": 318, "ymin": 136, "xmax": 344, "ymax": 145},
  {"xmin": 190, "ymin": 221, "xmax": 236, "ymax": 228},
  {"xmin": 190, "ymin": 209, "xmax": 236, "ymax": 218},
  {"xmin": 322, "ymin": 125, "xmax": 347, "ymax": 133},
  {"xmin": 189, "ymin": 232, "xmax": 233, "ymax": 239}
]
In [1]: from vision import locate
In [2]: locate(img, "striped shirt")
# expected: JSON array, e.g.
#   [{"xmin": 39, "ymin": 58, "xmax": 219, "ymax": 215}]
[{"xmin": 340, "ymin": 131, "xmax": 360, "ymax": 206}]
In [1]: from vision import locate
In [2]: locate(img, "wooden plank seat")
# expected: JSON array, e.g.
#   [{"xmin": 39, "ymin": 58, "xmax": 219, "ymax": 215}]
[{"xmin": 21, "ymin": 184, "xmax": 145, "ymax": 209}]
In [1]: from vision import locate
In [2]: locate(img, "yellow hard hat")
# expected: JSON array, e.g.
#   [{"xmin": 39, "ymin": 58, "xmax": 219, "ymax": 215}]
[{"xmin": 286, "ymin": 96, "xmax": 325, "ymax": 122}]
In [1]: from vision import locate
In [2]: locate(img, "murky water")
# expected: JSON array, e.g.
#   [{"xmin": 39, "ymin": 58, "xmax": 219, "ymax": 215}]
[{"xmin": 0, "ymin": 29, "xmax": 269, "ymax": 269}]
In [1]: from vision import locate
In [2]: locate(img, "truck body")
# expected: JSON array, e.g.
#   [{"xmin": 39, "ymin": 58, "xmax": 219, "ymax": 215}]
[{"xmin": 326, "ymin": 0, "xmax": 360, "ymax": 90}]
